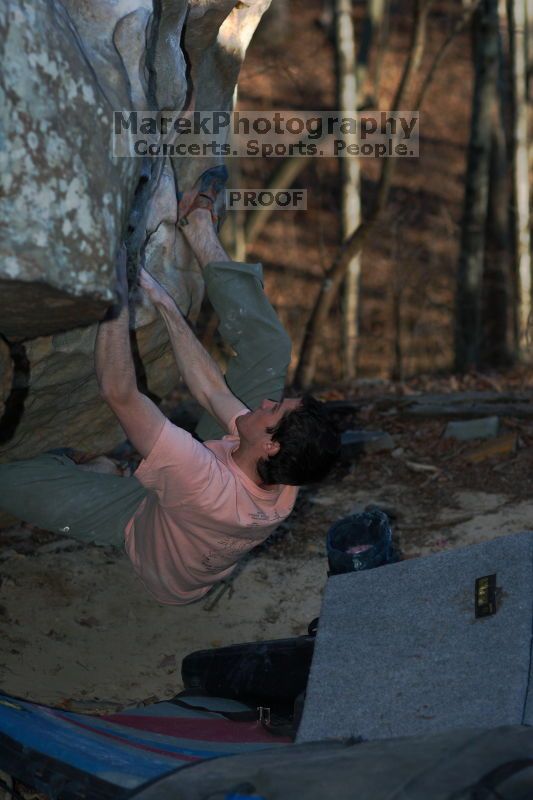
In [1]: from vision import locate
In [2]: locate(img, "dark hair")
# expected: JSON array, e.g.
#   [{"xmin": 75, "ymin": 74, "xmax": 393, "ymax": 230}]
[{"xmin": 257, "ymin": 394, "xmax": 341, "ymax": 486}]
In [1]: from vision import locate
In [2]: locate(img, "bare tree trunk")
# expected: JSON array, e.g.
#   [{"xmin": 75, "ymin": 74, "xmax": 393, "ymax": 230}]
[
  {"xmin": 391, "ymin": 279, "xmax": 404, "ymax": 381},
  {"xmin": 357, "ymin": 0, "xmax": 387, "ymax": 105},
  {"xmin": 335, "ymin": 0, "xmax": 362, "ymax": 381},
  {"xmin": 527, "ymin": 0, "xmax": 533, "ymax": 176},
  {"xmin": 483, "ymin": 122, "xmax": 513, "ymax": 365},
  {"xmin": 454, "ymin": 0, "xmax": 499, "ymax": 371},
  {"xmin": 294, "ymin": 0, "xmax": 432, "ymax": 391},
  {"xmin": 508, "ymin": 0, "xmax": 531, "ymax": 355},
  {"xmin": 526, "ymin": 0, "xmax": 533, "ymax": 102},
  {"xmin": 479, "ymin": 14, "xmax": 514, "ymax": 366}
]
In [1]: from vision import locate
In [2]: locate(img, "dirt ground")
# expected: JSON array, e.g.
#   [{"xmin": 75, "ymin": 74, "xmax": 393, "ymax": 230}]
[{"xmin": 1, "ymin": 378, "xmax": 532, "ymax": 714}]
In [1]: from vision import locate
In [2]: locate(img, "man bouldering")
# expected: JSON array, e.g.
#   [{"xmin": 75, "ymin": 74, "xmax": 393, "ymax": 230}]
[{"xmin": 0, "ymin": 167, "xmax": 340, "ymax": 605}]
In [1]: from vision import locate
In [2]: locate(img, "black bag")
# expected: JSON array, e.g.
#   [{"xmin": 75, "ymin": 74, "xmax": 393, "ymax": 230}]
[{"xmin": 181, "ymin": 619, "xmax": 318, "ymax": 715}]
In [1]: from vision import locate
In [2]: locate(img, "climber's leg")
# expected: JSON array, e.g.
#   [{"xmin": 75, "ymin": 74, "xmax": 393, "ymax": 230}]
[
  {"xmin": 180, "ymin": 208, "xmax": 292, "ymax": 441},
  {"xmin": 0, "ymin": 453, "xmax": 148, "ymax": 547}
]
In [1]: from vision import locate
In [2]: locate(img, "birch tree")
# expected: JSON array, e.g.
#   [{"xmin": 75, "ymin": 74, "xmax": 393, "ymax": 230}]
[
  {"xmin": 335, "ymin": 0, "xmax": 362, "ymax": 380},
  {"xmin": 508, "ymin": 0, "xmax": 531, "ymax": 354}
]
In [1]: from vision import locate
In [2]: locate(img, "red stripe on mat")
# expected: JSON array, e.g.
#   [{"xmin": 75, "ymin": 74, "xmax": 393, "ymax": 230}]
[
  {"xmin": 102, "ymin": 713, "xmax": 290, "ymax": 744},
  {"xmin": 64, "ymin": 715, "xmax": 200, "ymax": 762}
]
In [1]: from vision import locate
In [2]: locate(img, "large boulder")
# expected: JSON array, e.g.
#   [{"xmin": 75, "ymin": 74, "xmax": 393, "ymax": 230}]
[
  {"xmin": 0, "ymin": 0, "xmax": 272, "ymax": 462},
  {"xmin": 0, "ymin": 0, "xmax": 142, "ymax": 339}
]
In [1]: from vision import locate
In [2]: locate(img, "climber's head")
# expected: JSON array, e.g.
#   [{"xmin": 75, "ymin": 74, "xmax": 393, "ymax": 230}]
[{"xmin": 235, "ymin": 394, "xmax": 341, "ymax": 486}]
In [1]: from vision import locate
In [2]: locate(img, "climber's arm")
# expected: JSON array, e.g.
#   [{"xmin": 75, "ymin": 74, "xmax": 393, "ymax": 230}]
[
  {"xmin": 95, "ymin": 248, "xmax": 166, "ymax": 459},
  {"xmin": 138, "ymin": 267, "xmax": 246, "ymax": 432}
]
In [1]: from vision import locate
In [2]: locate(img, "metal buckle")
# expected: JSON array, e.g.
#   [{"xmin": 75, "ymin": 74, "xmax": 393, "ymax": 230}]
[{"xmin": 257, "ymin": 706, "xmax": 271, "ymax": 725}]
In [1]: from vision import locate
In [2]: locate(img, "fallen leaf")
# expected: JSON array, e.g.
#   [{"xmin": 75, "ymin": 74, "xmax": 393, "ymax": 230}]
[{"xmin": 464, "ymin": 432, "xmax": 517, "ymax": 464}]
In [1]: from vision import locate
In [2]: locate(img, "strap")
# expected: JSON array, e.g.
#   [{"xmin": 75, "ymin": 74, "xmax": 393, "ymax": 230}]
[
  {"xmin": 170, "ymin": 694, "xmax": 295, "ymax": 738},
  {"xmin": 170, "ymin": 696, "xmax": 257, "ymax": 722}
]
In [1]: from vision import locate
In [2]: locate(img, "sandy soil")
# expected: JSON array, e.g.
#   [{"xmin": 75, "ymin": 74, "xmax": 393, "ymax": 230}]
[{"xmin": 0, "ymin": 541, "xmax": 325, "ymax": 710}]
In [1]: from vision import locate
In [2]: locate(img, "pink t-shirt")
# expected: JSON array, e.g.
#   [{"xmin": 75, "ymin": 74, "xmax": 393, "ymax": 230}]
[{"xmin": 124, "ymin": 413, "xmax": 298, "ymax": 605}]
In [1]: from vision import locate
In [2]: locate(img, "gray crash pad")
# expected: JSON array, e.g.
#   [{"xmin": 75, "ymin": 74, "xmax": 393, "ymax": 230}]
[{"xmin": 297, "ymin": 531, "xmax": 533, "ymax": 743}]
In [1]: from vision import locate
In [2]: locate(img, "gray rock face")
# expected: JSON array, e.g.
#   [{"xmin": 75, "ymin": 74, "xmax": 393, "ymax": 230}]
[
  {"xmin": 0, "ymin": 0, "xmax": 272, "ymax": 461},
  {"xmin": 0, "ymin": 0, "xmax": 140, "ymax": 339}
]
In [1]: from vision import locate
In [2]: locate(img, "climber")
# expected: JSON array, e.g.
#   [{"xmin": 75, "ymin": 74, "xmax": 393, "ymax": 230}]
[{"xmin": 0, "ymin": 166, "xmax": 340, "ymax": 605}]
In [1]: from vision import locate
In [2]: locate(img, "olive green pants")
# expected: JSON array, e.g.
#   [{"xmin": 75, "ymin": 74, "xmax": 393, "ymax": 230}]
[{"xmin": 0, "ymin": 261, "xmax": 291, "ymax": 546}]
